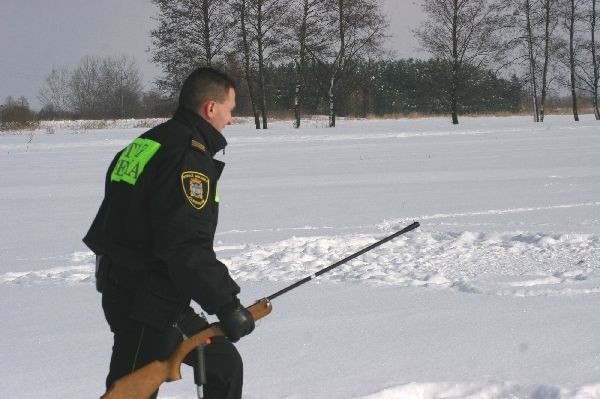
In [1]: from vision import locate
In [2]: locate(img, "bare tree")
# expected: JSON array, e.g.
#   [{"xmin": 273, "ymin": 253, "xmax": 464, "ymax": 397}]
[
  {"xmin": 592, "ymin": 0, "xmax": 600, "ymax": 119},
  {"xmin": 39, "ymin": 55, "xmax": 143, "ymax": 119},
  {"xmin": 525, "ymin": 0, "xmax": 541, "ymax": 121},
  {"xmin": 233, "ymin": 0, "xmax": 262, "ymax": 129},
  {"xmin": 499, "ymin": 0, "xmax": 560, "ymax": 121},
  {"xmin": 593, "ymin": 0, "xmax": 600, "ymax": 119},
  {"xmin": 115, "ymin": 56, "xmax": 144, "ymax": 118},
  {"xmin": 231, "ymin": 0, "xmax": 289, "ymax": 129},
  {"xmin": 291, "ymin": 0, "xmax": 311, "ymax": 128},
  {"xmin": 98, "ymin": 56, "xmax": 143, "ymax": 118},
  {"xmin": 539, "ymin": 0, "xmax": 559, "ymax": 121},
  {"xmin": 249, "ymin": 0, "xmax": 290, "ymax": 129},
  {"xmin": 150, "ymin": 0, "xmax": 235, "ymax": 97},
  {"xmin": 280, "ymin": 0, "xmax": 329, "ymax": 128},
  {"xmin": 575, "ymin": 0, "xmax": 599, "ymax": 119},
  {"xmin": 558, "ymin": 0, "xmax": 585, "ymax": 121},
  {"xmin": 291, "ymin": 0, "xmax": 312, "ymax": 128},
  {"xmin": 415, "ymin": 0, "xmax": 504, "ymax": 124},
  {"xmin": 39, "ymin": 67, "xmax": 71, "ymax": 115},
  {"xmin": 315, "ymin": 0, "xmax": 387, "ymax": 127},
  {"xmin": 69, "ymin": 56, "xmax": 101, "ymax": 118}
]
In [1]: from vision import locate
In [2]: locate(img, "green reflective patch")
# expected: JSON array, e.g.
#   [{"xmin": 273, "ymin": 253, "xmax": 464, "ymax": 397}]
[
  {"xmin": 110, "ymin": 138, "xmax": 161, "ymax": 185},
  {"xmin": 215, "ymin": 188, "xmax": 220, "ymax": 203}
]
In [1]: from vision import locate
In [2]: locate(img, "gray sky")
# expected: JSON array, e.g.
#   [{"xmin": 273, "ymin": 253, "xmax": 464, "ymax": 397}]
[{"xmin": 0, "ymin": 0, "xmax": 425, "ymax": 110}]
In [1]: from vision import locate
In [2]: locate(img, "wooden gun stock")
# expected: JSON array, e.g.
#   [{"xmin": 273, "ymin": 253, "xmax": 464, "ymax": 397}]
[{"xmin": 101, "ymin": 298, "xmax": 272, "ymax": 399}]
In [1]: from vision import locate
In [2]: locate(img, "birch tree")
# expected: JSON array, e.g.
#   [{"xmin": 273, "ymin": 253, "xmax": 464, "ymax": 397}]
[
  {"xmin": 233, "ymin": 0, "xmax": 290, "ymax": 129},
  {"xmin": 513, "ymin": 0, "xmax": 542, "ymax": 121},
  {"xmin": 593, "ymin": 0, "xmax": 600, "ymax": 119},
  {"xmin": 500, "ymin": 0, "xmax": 560, "ymax": 121},
  {"xmin": 233, "ymin": 0, "xmax": 261, "ymax": 128},
  {"xmin": 252, "ymin": 0, "xmax": 290, "ymax": 129},
  {"xmin": 415, "ymin": 0, "xmax": 505, "ymax": 124},
  {"xmin": 590, "ymin": 0, "xmax": 600, "ymax": 119},
  {"xmin": 575, "ymin": 0, "xmax": 599, "ymax": 119},
  {"xmin": 281, "ymin": 0, "xmax": 330, "ymax": 128},
  {"xmin": 539, "ymin": 0, "xmax": 559, "ymax": 121},
  {"xmin": 317, "ymin": 0, "xmax": 387, "ymax": 127},
  {"xmin": 557, "ymin": 0, "xmax": 585, "ymax": 121}
]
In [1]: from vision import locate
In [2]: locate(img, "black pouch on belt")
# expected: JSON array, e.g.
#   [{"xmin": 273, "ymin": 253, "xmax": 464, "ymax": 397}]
[{"xmin": 95, "ymin": 254, "xmax": 110, "ymax": 293}]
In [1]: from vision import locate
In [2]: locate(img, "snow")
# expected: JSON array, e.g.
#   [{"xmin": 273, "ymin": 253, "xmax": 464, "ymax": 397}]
[{"xmin": 1, "ymin": 115, "xmax": 599, "ymax": 398}]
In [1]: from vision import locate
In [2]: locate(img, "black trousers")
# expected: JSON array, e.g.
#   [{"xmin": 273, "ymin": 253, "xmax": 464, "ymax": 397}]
[{"xmin": 102, "ymin": 279, "xmax": 243, "ymax": 399}]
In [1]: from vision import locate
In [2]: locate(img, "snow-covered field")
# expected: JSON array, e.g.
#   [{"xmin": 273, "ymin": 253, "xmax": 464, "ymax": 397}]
[{"xmin": 1, "ymin": 115, "xmax": 599, "ymax": 398}]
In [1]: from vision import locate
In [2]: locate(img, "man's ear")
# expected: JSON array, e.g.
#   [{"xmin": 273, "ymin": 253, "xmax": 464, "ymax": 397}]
[{"xmin": 198, "ymin": 100, "xmax": 216, "ymax": 120}]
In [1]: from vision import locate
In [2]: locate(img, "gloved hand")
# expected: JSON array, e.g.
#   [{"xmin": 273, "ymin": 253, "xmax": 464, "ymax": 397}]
[{"xmin": 217, "ymin": 297, "xmax": 255, "ymax": 342}]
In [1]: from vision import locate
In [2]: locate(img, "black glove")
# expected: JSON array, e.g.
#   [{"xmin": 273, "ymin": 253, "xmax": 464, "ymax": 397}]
[{"xmin": 217, "ymin": 297, "xmax": 255, "ymax": 342}]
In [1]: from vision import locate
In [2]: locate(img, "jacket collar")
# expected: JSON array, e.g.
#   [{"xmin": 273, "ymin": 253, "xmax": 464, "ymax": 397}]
[{"xmin": 173, "ymin": 107, "xmax": 228, "ymax": 156}]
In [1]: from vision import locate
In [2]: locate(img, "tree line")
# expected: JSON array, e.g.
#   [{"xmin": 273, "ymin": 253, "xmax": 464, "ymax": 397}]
[
  {"xmin": 14, "ymin": 56, "xmax": 523, "ymax": 124},
  {"xmin": 147, "ymin": 0, "xmax": 599, "ymax": 125},
  {"xmin": 415, "ymin": 0, "xmax": 599, "ymax": 123},
  {"xmin": 3, "ymin": 0, "xmax": 598, "ymax": 128}
]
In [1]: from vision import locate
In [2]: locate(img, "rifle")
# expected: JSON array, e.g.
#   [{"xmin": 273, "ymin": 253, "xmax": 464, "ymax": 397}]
[{"xmin": 101, "ymin": 221, "xmax": 420, "ymax": 399}]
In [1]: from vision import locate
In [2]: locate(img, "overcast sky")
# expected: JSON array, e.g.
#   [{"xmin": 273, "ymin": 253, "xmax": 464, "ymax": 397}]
[{"xmin": 0, "ymin": 0, "xmax": 426, "ymax": 110}]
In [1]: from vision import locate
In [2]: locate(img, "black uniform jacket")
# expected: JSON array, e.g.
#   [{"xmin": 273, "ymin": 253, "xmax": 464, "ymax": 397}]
[{"xmin": 83, "ymin": 108, "xmax": 240, "ymax": 328}]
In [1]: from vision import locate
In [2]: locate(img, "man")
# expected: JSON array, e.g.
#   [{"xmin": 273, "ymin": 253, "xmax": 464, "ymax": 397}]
[{"xmin": 83, "ymin": 67, "xmax": 255, "ymax": 399}]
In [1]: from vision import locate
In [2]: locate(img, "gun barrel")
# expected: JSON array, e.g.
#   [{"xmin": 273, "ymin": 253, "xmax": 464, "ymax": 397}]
[{"xmin": 267, "ymin": 221, "xmax": 420, "ymax": 301}]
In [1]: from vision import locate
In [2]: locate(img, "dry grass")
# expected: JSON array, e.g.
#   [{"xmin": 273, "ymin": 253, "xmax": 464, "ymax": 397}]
[
  {"xmin": 0, "ymin": 121, "xmax": 40, "ymax": 133},
  {"xmin": 3, "ymin": 109, "xmax": 595, "ymax": 136}
]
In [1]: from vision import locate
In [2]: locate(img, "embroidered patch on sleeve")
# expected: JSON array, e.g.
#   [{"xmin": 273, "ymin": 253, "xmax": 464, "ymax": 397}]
[
  {"xmin": 111, "ymin": 138, "xmax": 161, "ymax": 185},
  {"xmin": 181, "ymin": 171, "xmax": 210, "ymax": 210}
]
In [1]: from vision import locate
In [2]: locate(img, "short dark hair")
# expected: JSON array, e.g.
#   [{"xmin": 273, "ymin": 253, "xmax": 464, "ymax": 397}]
[{"xmin": 178, "ymin": 67, "xmax": 236, "ymax": 112}]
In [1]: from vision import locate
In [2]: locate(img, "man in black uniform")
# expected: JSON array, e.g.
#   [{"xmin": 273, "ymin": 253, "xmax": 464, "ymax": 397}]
[{"xmin": 83, "ymin": 67, "xmax": 255, "ymax": 399}]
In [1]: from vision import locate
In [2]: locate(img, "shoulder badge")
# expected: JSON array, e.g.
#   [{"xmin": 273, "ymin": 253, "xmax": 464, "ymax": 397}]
[
  {"xmin": 181, "ymin": 171, "xmax": 210, "ymax": 210},
  {"xmin": 111, "ymin": 138, "xmax": 161, "ymax": 185},
  {"xmin": 191, "ymin": 139, "xmax": 206, "ymax": 153}
]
